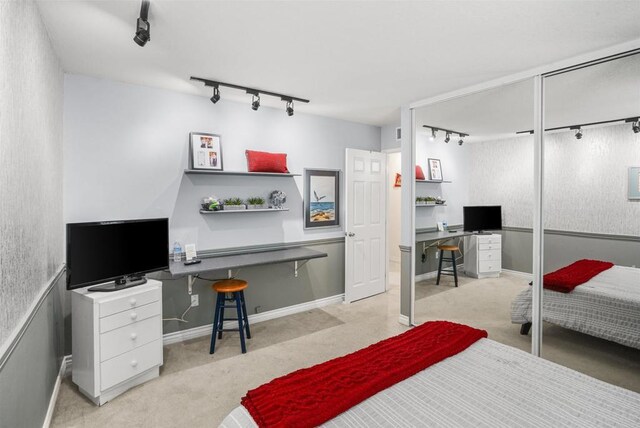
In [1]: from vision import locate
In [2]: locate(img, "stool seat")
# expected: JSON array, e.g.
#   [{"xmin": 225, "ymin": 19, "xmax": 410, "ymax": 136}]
[
  {"xmin": 213, "ymin": 279, "xmax": 248, "ymax": 293},
  {"xmin": 438, "ymin": 244, "xmax": 459, "ymax": 252}
]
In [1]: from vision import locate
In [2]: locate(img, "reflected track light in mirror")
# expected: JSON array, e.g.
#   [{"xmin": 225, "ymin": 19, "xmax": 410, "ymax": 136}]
[
  {"xmin": 286, "ymin": 100, "xmax": 294, "ymax": 116},
  {"xmin": 633, "ymin": 121, "xmax": 640, "ymax": 134},
  {"xmin": 210, "ymin": 86, "xmax": 220, "ymax": 104},
  {"xmin": 251, "ymin": 94, "xmax": 260, "ymax": 111},
  {"xmin": 133, "ymin": 1, "xmax": 151, "ymax": 47},
  {"xmin": 444, "ymin": 132, "xmax": 450, "ymax": 143},
  {"xmin": 429, "ymin": 128, "xmax": 437, "ymax": 141},
  {"xmin": 574, "ymin": 128, "xmax": 583, "ymax": 139},
  {"xmin": 458, "ymin": 134, "xmax": 464, "ymax": 146}
]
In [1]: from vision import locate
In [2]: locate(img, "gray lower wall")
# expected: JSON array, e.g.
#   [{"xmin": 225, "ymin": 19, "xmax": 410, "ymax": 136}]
[{"xmin": 0, "ymin": 270, "xmax": 66, "ymax": 428}]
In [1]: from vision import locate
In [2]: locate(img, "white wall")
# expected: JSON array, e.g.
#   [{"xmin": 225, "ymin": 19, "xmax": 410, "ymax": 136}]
[
  {"xmin": 415, "ymin": 131, "xmax": 470, "ymax": 229},
  {"xmin": 0, "ymin": 1, "xmax": 63, "ymax": 348},
  {"xmin": 381, "ymin": 123, "xmax": 400, "ymax": 151},
  {"xmin": 469, "ymin": 123, "xmax": 640, "ymax": 236},
  {"xmin": 386, "ymin": 152, "xmax": 401, "ymax": 268},
  {"xmin": 63, "ymin": 75, "xmax": 381, "ymax": 250}
]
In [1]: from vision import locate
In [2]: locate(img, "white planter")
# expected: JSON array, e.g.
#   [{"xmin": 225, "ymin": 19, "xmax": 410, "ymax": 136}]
[
  {"xmin": 247, "ymin": 204, "xmax": 267, "ymax": 210},
  {"xmin": 223, "ymin": 204, "xmax": 246, "ymax": 211}
]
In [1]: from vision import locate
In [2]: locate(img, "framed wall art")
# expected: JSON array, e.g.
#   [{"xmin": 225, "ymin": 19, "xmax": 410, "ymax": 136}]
[
  {"xmin": 304, "ymin": 169, "xmax": 340, "ymax": 228},
  {"xmin": 189, "ymin": 132, "xmax": 223, "ymax": 171},
  {"xmin": 428, "ymin": 158, "xmax": 443, "ymax": 181}
]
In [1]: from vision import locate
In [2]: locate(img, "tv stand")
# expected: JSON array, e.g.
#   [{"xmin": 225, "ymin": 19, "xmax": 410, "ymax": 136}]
[{"xmin": 88, "ymin": 276, "xmax": 147, "ymax": 292}]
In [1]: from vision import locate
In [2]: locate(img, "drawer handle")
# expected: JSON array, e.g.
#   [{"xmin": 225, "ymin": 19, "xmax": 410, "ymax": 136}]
[
  {"xmin": 130, "ymin": 312, "xmax": 138, "ymax": 320},
  {"xmin": 131, "ymin": 360, "xmax": 138, "ymax": 368},
  {"xmin": 130, "ymin": 298, "xmax": 137, "ymax": 306},
  {"xmin": 130, "ymin": 333, "xmax": 138, "ymax": 340}
]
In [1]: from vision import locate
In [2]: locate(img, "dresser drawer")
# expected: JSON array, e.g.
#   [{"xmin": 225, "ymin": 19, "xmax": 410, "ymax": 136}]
[
  {"xmin": 99, "ymin": 287, "xmax": 161, "ymax": 318},
  {"xmin": 478, "ymin": 249, "xmax": 501, "ymax": 262},
  {"xmin": 477, "ymin": 235, "xmax": 501, "ymax": 245},
  {"xmin": 479, "ymin": 260, "xmax": 501, "ymax": 273},
  {"xmin": 100, "ymin": 301, "xmax": 161, "ymax": 334},
  {"xmin": 478, "ymin": 243, "xmax": 501, "ymax": 251},
  {"xmin": 100, "ymin": 340, "xmax": 162, "ymax": 391},
  {"xmin": 100, "ymin": 315, "xmax": 162, "ymax": 362}
]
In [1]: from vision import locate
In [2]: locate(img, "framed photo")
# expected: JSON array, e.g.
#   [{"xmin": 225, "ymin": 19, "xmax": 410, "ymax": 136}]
[
  {"xmin": 629, "ymin": 167, "xmax": 640, "ymax": 200},
  {"xmin": 189, "ymin": 132, "xmax": 223, "ymax": 171},
  {"xmin": 304, "ymin": 169, "xmax": 340, "ymax": 229},
  {"xmin": 428, "ymin": 158, "xmax": 443, "ymax": 181}
]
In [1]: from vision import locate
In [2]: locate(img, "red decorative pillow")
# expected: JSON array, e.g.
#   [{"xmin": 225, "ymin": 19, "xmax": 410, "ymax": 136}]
[
  {"xmin": 245, "ymin": 150, "xmax": 289, "ymax": 173},
  {"xmin": 416, "ymin": 165, "xmax": 426, "ymax": 180}
]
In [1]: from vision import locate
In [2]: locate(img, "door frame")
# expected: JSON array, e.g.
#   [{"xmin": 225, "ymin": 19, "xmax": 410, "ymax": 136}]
[{"xmin": 383, "ymin": 147, "xmax": 401, "ymax": 291}]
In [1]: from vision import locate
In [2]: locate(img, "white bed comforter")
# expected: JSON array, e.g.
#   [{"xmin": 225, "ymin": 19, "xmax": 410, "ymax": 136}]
[
  {"xmin": 220, "ymin": 338, "xmax": 640, "ymax": 427},
  {"xmin": 511, "ymin": 265, "xmax": 640, "ymax": 349}
]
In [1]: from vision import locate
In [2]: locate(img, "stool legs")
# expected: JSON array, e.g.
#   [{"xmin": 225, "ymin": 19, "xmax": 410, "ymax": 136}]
[
  {"xmin": 210, "ymin": 292, "xmax": 223, "ymax": 354},
  {"xmin": 234, "ymin": 292, "xmax": 247, "ymax": 354},
  {"xmin": 436, "ymin": 249, "xmax": 444, "ymax": 285},
  {"xmin": 240, "ymin": 291, "xmax": 251, "ymax": 339},
  {"xmin": 451, "ymin": 250, "xmax": 458, "ymax": 287}
]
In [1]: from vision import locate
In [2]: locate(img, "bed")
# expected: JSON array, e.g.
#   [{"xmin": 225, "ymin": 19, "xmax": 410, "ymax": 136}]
[
  {"xmin": 220, "ymin": 323, "xmax": 640, "ymax": 427},
  {"xmin": 511, "ymin": 265, "xmax": 640, "ymax": 349}
]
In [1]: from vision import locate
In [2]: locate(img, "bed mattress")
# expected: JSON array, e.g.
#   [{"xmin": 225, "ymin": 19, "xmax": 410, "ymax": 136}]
[
  {"xmin": 511, "ymin": 265, "xmax": 640, "ymax": 349},
  {"xmin": 220, "ymin": 338, "xmax": 640, "ymax": 427}
]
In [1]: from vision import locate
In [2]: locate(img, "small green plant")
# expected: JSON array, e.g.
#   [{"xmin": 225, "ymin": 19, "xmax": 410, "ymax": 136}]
[
  {"xmin": 246, "ymin": 196, "xmax": 266, "ymax": 205},
  {"xmin": 223, "ymin": 197, "xmax": 244, "ymax": 205}
]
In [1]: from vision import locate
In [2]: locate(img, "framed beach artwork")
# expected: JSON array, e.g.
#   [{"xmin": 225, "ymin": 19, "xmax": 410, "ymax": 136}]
[
  {"xmin": 304, "ymin": 169, "xmax": 340, "ymax": 229},
  {"xmin": 428, "ymin": 158, "xmax": 443, "ymax": 181},
  {"xmin": 189, "ymin": 132, "xmax": 223, "ymax": 171}
]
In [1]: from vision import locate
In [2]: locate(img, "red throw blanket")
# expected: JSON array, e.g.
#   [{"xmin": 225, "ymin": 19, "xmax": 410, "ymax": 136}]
[
  {"xmin": 544, "ymin": 259, "xmax": 614, "ymax": 293},
  {"xmin": 241, "ymin": 321, "xmax": 487, "ymax": 428}
]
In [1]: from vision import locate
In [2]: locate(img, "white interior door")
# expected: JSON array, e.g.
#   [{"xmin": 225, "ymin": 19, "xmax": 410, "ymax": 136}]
[{"xmin": 345, "ymin": 148, "xmax": 386, "ymax": 303}]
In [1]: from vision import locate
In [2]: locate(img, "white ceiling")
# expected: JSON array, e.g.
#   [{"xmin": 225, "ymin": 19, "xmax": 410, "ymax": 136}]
[{"xmin": 36, "ymin": 0, "xmax": 640, "ymax": 126}]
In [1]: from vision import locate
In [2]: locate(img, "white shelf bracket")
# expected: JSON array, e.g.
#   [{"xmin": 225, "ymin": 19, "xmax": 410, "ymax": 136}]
[
  {"xmin": 187, "ymin": 275, "xmax": 195, "ymax": 295},
  {"xmin": 294, "ymin": 259, "xmax": 310, "ymax": 277}
]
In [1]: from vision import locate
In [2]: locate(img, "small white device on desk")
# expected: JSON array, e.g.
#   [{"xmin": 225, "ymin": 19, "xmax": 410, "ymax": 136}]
[
  {"xmin": 463, "ymin": 234, "xmax": 502, "ymax": 278},
  {"xmin": 72, "ymin": 280, "xmax": 163, "ymax": 405}
]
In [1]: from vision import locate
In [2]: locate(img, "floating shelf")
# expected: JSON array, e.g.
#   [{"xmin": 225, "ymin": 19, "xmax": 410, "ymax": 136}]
[
  {"xmin": 200, "ymin": 208, "xmax": 290, "ymax": 214},
  {"xmin": 415, "ymin": 204, "xmax": 447, "ymax": 207},
  {"xmin": 185, "ymin": 169, "xmax": 300, "ymax": 177},
  {"xmin": 416, "ymin": 179, "xmax": 452, "ymax": 183}
]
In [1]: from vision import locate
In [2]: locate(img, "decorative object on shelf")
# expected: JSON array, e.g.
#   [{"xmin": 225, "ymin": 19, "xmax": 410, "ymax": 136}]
[
  {"xmin": 190, "ymin": 132, "xmax": 223, "ymax": 171},
  {"xmin": 435, "ymin": 196, "xmax": 446, "ymax": 205},
  {"xmin": 629, "ymin": 167, "xmax": 640, "ymax": 200},
  {"xmin": 428, "ymin": 158, "xmax": 443, "ymax": 181},
  {"xmin": 304, "ymin": 169, "xmax": 340, "ymax": 229},
  {"xmin": 245, "ymin": 150, "xmax": 289, "ymax": 173},
  {"xmin": 201, "ymin": 196, "xmax": 221, "ymax": 211},
  {"xmin": 416, "ymin": 196, "xmax": 437, "ymax": 205},
  {"xmin": 394, "ymin": 173, "xmax": 402, "ymax": 187},
  {"xmin": 246, "ymin": 196, "xmax": 267, "ymax": 210},
  {"xmin": 270, "ymin": 190, "xmax": 287, "ymax": 209},
  {"xmin": 222, "ymin": 197, "xmax": 246, "ymax": 210},
  {"xmin": 416, "ymin": 165, "xmax": 426, "ymax": 180}
]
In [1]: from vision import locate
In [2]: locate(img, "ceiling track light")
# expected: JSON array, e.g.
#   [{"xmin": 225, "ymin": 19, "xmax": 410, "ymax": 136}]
[
  {"xmin": 458, "ymin": 134, "xmax": 464, "ymax": 146},
  {"xmin": 572, "ymin": 127, "xmax": 583, "ymax": 140},
  {"xmin": 190, "ymin": 77, "xmax": 309, "ymax": 115},
  {"xmin": 517, "ymin": 116, "xmax": 640, "ymax": 135},
  {"xmin": 423, "ymin": 125, "xmax": 468, "ymax": 146},
  {"xmin": 444, "ymin": 132, "xmax": 451, "ymax": 143},
  {"xmin": 133, "ymin": 1, "xmax": 151, "ymax": 47},
  {"xmin": 633, "ymin": 121, "xmax": 640, "ymax": 134},
  {"xmin": 428, "ymin": 128, "xmax": 438, "ymax": 141}
]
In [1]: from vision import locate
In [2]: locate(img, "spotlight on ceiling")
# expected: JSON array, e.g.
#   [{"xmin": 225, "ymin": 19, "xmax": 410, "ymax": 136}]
[
  {"xmin": 633, "ymin": 121, "xmax": 640, "ymax": 134},
  {"xmin": 458, "ymin": 137, "xmax": 464, "ymax": 146},
  {"xmin": 429, "ymin": 128, "xmax": 437, "ymax": 141},
  {"xmin": 575, "ymin": 128, "xmax": 583, "ymax": 140},
  {"xmin": 210, "ymin": 86, "xmax": 220, "ymax": 104},
  {"xmin": 286, "ymin": 100, "xmax": 294, "ymax": 117},
  {"xmin": 251, "ymin": 94, "xmax": 260, "ymax": 111},
  {"xmin": 133, "ymin": 1, "xmax": 151, "ymax": 47},
  {"xmin": 444, "ymin": 132, "xmax": 451, "ymax": 143}
]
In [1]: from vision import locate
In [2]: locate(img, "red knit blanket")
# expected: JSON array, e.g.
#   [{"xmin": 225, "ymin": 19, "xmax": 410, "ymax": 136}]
[
  {"xmin": 544, "ymin": 259, "xmax": 614, "ymax": 293},
  {"xmin": 241, "ymin": 321, "xmax": 487, "ymax": 428}
]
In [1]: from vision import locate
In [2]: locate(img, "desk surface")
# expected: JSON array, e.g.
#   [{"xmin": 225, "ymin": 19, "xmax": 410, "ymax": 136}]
[
  {"xmin": 169, "ymin": 247, "xmax": 328, "ymax": 276},
  {"xmin": 415, "ymin": 230, "xmax": 474, "ymax": 243}
]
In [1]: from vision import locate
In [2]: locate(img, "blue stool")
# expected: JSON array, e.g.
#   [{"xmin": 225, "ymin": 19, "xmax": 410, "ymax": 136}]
[{"xmin": 210, "ymin": 279, "xmax": 251, "ymax": 354}]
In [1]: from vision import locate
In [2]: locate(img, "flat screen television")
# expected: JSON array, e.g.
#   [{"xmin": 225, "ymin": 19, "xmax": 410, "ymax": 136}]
[
  {"xmin": 463, "ymin": 206, "xmax": 502, "ymax": 232},
  {"xmin": 66, "ymin": 218, "xmax": 169, "ymax": 292}
]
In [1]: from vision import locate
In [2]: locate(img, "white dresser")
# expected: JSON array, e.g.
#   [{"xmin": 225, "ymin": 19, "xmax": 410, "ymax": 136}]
[
  {"xmin": 463, "ymin": 234, "xmax": 502, "ymax": 278},
  {"xmin": 72, "ymin": 280, "xmax": 163, "ymax": 405}
]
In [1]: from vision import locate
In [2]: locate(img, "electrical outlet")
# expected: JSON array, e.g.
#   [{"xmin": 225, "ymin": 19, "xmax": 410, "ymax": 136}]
[
  {"xmin": 435, "ymin": 251, "xmax": 439, "ymax": 259},
  {"xmin": 190, "ymin": 294, "xmax": 199, "ymax": 307}
]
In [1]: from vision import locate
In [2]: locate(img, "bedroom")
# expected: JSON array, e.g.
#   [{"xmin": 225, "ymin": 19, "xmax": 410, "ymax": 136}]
[{"xmin": 1, "ymin": 1, "xmax": 639, "ymax": 427}]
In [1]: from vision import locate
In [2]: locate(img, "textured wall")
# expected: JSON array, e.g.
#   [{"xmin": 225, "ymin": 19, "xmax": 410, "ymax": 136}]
[
  {"xmin": 0, "ymin": 1, "xmax": 64, "ymax": 348},
  {"xmin": 469, "ymin": 124, "xmax": 640, "ymax": 236}
]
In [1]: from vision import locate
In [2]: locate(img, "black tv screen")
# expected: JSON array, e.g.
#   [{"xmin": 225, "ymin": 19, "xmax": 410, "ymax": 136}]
[
  {"xmin": 66, "ymin": 218, "xmax": 169, "ymax": 290},
  {"xmin": 463, "ymin": 206, "xmax": 502, "ymax": 232}
]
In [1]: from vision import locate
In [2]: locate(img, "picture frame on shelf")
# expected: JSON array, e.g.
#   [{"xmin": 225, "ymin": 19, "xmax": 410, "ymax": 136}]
[
  {"xmin": 428, "ymin": 158, "xmax": 443, "ymax": 181},
  {"xmin": 629, "ymin": 167, "xmax": 640, "ymax": 200},
  {"xmin": 304, "ymin": 169, "xmax": 340, "ymax": 229},
  {"xmin": 189, "ymin": 132, "xmax": 223, "ymax": 171}
]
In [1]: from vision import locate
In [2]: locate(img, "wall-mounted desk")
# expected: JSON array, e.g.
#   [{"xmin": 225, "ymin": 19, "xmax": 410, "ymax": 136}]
[
  {"xmin": 169, "ymin": 247, "xmax": 328, "ymax": 293},
  {"xmin": 415, "ymin": 230, "xmax": 473, "ymax": 243}
]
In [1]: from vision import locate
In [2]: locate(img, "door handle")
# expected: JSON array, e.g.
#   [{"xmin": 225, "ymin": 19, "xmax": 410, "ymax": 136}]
[{"xmin": 347, "ymin": 232, "xmax": 356, "ymax": 237}]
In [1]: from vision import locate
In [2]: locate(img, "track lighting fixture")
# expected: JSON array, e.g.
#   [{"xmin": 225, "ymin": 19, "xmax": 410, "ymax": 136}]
[
  {"xmin": 518, "ymin": 116, "xmax": 640, "ymax": 136},
  {"xmin": 574, "ymin": 127, "xmax": 583, "ymax": 140},
  {"xmin": 190, "ymin": 77, "xmax": 309, "ymax": 115},
  {"xmin": 251, "ymin": 94, "xmax": 260, "ymax": 111},
  {"xmin": 429, "ymin": 128, "xmax": 437, "ymax": 141},
  {"xmin": 210, "ymin": 86, "xmax": 220, "ymax": 104},
  {"xmin": 423, "ymin": 125, "xmax": 468, "ymax": 146},
  {"xmin": 133, "ymin": 1, "xmax": 151, "ymax": 47},
  {"xmin": 444, "ymin": 132, "xmax": 451, "ymax": 143},
  {"xmin": 633, "ymin": 121, "xmax": 640, "ymax": 134},
  {"xmin": 458, "ymin": 135, "xmax": 464, "ymax": 146}
]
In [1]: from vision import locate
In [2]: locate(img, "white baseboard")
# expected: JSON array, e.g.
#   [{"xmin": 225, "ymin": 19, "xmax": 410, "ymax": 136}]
[
  {"xmin": 43, "ymin": 355, "xmax": 71, "ymax": 428},
  {"xmin": 162, "ymin": 293, "xmax": 345, "ymax": 346},
  {"xmin": 502, "ymin": 269, "xmax": 532, "ymax": 280},
  {"xmin": 398, "ymin": 314, "xmax": 410, "ymax": 326},
  {"xmin": 415, "ymin": 264, "xmax": 464, "ymax": 282}
]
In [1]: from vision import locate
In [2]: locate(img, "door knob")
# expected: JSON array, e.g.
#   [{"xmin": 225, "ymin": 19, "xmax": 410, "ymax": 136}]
[{"xmin": 348, "ymin": 232, "xmax": 355, "ymax": 237}]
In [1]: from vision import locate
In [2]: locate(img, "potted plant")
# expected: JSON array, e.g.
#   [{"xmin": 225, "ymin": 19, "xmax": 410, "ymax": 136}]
[
  {"xmin": 246, "ymin": 196, "xmax": 267, "ymax": 210},
  {"xmin": 425, "ymin": 196, "xmax": 436, "ymax": 205},
  {"xmin": 416, "ymin": 197, "xmax": 425, "ymax": 205},
  {"xmin": 222, "ymin": 197, "xmax": 246, "ymax": 211},
  {"xmin": 201, "ymin": 196, "xmax": 221, "ymax": 211}
]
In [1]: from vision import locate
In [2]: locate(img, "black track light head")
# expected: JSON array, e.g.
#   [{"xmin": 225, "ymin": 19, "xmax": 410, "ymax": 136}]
[
  {"xmin": 633, "ymin": 121, "xmax": 640, "ymax": 134},
  {"xmin": 286, "ymin": 100, "xmax": 294, "ymax": 117},
  {"xmin": 133, "ymin": 1, "xmax": 151, "ymax": 47},
  {"xmin": 251, "ymin": 94, "xmax": 260, "ymax": 111},
  {"xmin": 429, "ymin": 128, "xmax": 437, "ymax": 141},
  {"xmin": 458, "ymin": 138, "xmax": 464, "ymax": 146},
  {"xmin": 444, "ymin": 133, "xmax": 450, "ymax": 143},
  {"xmin": 575, "ymin": 128, "xmax": 583, "ymax": 139},
  {"xmin": 210, "ymin": 86, "xmax": 220, "ymax": 104}
]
